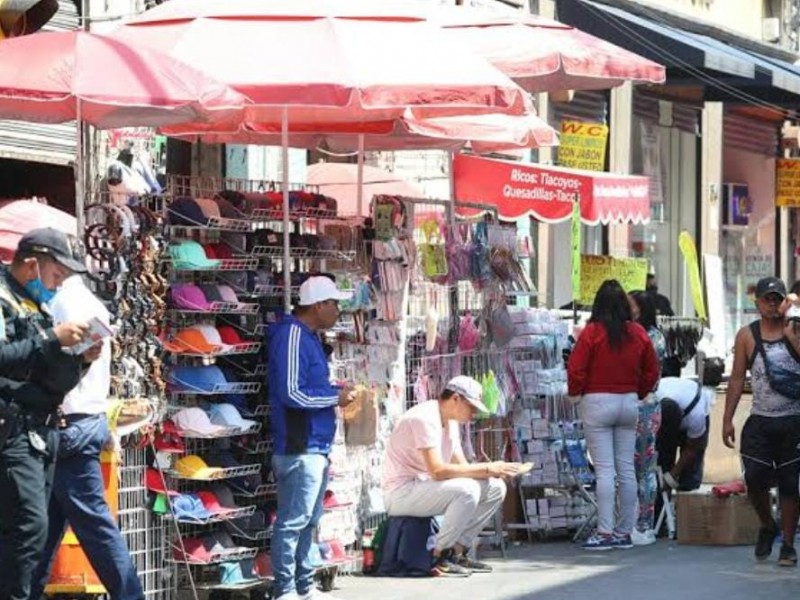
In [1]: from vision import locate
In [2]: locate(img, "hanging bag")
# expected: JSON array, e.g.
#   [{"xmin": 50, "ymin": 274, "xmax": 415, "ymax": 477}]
[{"xmin": 418, "ymin": 219, "xmax": 448, "ymax": 280}]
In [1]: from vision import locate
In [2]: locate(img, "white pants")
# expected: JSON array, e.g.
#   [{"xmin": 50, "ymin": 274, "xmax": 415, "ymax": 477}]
[
  {"xmin": 384, "ymin": 478, "xmax": 507, "ymax": 551},
  {"xmin": 581, "ymin": 393, "xmax": 639, "ymax": 535}
]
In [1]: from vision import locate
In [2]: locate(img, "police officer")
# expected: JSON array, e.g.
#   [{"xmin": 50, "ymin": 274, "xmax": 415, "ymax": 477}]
[{"xmin": 0, "ymin": 227, "xmax": 97, "ymax": 600}]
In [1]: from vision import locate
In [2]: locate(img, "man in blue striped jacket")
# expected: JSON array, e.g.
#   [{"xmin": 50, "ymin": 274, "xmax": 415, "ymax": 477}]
[{"xmin": 268, "ymin": 276, "xmax": 355, "ymax": 600}]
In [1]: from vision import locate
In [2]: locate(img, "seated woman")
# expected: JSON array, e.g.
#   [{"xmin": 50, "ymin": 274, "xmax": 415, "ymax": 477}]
[{"xmin": 382, "ymin": 376, "xmax": 522, "ymax": 577}]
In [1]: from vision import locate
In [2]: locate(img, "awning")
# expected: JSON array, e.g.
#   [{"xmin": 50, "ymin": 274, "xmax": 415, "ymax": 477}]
[
  {"xmin": 453, "ymin": 154, "xmax": 650, "ymax": 225},
  {"xmin": 556, "ymin": 0, "xmax": 800, "ymax": 104}
]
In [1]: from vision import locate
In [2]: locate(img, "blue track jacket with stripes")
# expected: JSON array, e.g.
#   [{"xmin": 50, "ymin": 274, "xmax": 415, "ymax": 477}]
[{"xmin": 268, "ymin": 315, "xmax": 338, "ymax": 455}]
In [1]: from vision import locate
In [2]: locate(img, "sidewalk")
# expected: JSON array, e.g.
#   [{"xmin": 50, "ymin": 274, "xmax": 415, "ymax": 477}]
[{"xmin": 331, "ymin": 539, "xmax": 798, "ymax": 600}]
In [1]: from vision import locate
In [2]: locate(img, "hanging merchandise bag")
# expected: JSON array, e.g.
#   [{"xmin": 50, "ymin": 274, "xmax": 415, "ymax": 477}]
[
  {"xmin": 470, "ymin": 221, "xmax": 492, "ymax": 287},
  {"xmin": 418, "ymin": 219, "xmax": 448, "ymax": 280},
  {"xmin": 481, "ymin": 371, "xmax": 501, "ymax": 417},
  {"xmin": 446, "ymin": 223, "xmax": 473, "ymax": 283},
  {"xmin": 343, "ymin": 387, "xmax": 379, "ymax": 446},
  {"xmin": 485, "ymin": 297, "xmax": 515, "ymax": 348}
]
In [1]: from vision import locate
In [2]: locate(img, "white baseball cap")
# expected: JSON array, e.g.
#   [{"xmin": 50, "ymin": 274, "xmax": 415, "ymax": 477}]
[
  {"xmin": 298, "ymin": 276, "xmax": 352, "ymax": 307},
  {"xmin": 445, "ymin": 375, "xmax": 489, "ymax": 414},
  {"xmin": 172, "ymin": 407, "xmax": 229, "ymax": 437}
]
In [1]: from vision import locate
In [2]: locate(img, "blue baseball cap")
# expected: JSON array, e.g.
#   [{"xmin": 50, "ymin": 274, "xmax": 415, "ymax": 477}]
[
  {"xmin": 172, "ymin": 494, "xmax": 212, "ymax": 521},
  {"xmin": 223, "ymin": 394, "xmax": 254, "ymax": 418},
  {"xmin": 219, "ymin": 561, "xmax": 257, "ymax": 585},
  {"xmin": 207, "ymin": 452, "xmax": 262, "ymax": 492},
  {"xmin": 168, "ymin": 197, "xmax": 207, "ymax": 226},
  {"xmin": 168, "ymin": 366, "xmax": 228, "ymax": 394}
]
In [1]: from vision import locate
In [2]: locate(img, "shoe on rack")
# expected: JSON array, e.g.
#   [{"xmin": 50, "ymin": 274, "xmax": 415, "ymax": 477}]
[
  {"xmin": 631, "ymin": 529, "xmax": 657, "ymax": 546},
  {"xmin": 432, "ymin": 550, "xmax": 472, "ymax": 577},
  {"xmin": 582, "ymin": 533, "xmax": 615, "ymax": 551},
  {"xmin": 755, "ymin": 521, "xmax": 779, "ymax": 561},
  {"xmin": 778, "ymin": 544, "xmax": 798, "ymax": 567},
  {"xmin": 456, "ymin": 553, "xmax": 493, "ymax": 573},
  {"xmin": 611, "ymin": 533, "xmax": 633, "ymax": 550}
]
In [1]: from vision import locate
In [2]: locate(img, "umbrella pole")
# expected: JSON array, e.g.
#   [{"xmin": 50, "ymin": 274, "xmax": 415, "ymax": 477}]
[
  {"xmin": 356, "ymin": 134, "xmax": 365, "ymax": 217},
  {"xmin": 282, "ymin": 106, "xmax": 291, "ymax": 313}
]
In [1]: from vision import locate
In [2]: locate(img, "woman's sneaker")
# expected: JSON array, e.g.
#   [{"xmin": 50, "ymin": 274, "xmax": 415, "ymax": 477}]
[
  {"xmin": 755, "ymin": 520, "xmax": 779, "ymax": 561},
  {"xmin": 456, "ymin": 554, "xmax": 493, "ymax": 573},
  {"xmin": 631, "ymin": 528, "xmax": 657, "ymax": 546},
  {"xmin": 432, "ymin": 550, "xmax": 472, "ymax": 577},
  {"xmin": 778, "ymin": 544, "xmax": 797, "ymax": 567},
  {"xmin": 611, "ymin": 533, "xmax": 634, "ymax": 550},
  {"xmin": 582, "ymin": 533, "xmax": 615, "ymax": 551}
]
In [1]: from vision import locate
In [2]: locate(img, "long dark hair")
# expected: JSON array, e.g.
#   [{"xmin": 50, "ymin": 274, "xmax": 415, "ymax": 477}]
[
  {"xmin": 590, "ymin": 279, "xmax": 632, "ymax": 350},
  {"xmin": 629, "ymin": 290, "xmax": 658, "ymax": 331}
]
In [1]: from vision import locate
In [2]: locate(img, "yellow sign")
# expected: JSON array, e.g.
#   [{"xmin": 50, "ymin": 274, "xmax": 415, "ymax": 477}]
[
  {"xmin": 678, "ymin": 230, "xmax": 707, "ymax": 321},
  {"xmin": 776, "ymin": 158, "xmax": 800, "ymax": 207},
  {"xmin": 558, "ymin": 121, "xmax": 609, "ymax": 172},
  {"xmin": 579, "ymin": 255, "xmax": 648, "ymax": 306}
]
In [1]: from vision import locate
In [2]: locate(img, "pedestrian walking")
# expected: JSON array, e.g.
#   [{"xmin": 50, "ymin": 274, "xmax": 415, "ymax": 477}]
[
  {"xmin": 567, "ymin": 279, "xmax": 660, "ymax": 551},
  {"xmin": 29, "ymin": 274, "xmax": 144, "ymax": 600},
  {"xmin": 267, "ymin": 276, "xmax": 356, "ymax": 600},
  {"xmin": 0, "ymin": 228, "xmax": 94, "ymax": 600},
  {"xmin": 723, "ymin": 277, "xmax": 800, "ymax": 567}
]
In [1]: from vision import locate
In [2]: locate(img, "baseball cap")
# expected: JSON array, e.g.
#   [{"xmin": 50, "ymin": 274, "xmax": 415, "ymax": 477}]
[
  {"xmin": 217, "ymin": 325, "xmax": 248, "ymax": 346},
  {"xmin": 145, "ymin": 467, "xmax": 178, "ymax": 496},
  {"xmin": 170, "ymin": 284, "xmax": 212, "ymax": 311},
  {"xmin": 173, "ymin": 536, "xmax": 213, "ymax": 564},
  {"xmin": 213, "ymin": 196, "xmax": 246, "ymax": 220},
  {"xmin": 172, "ymin": 494, "xmax": 213, "ymax": 521},
  {"xmin": 196, "ymin": 489, "xmax": 238, "ymax": 515},
  {"xmin": 445, "ymin": 375, "xmax": 489, "ymax": 414},
  {"xmin": 17, "ymin": 227, "xmax": 87, "ymax": 274},
  {"xmin": 168, "ymin": 197, "xmax": 207, "ymax": 226},
  {"xmin": 199, "ymin": 284, "xmax": 225, "ymax": 303},
  {"xmin": 168, "ymin": 365, "xmax": 229, "ymax": 394},
  {"xmin": 219, "ymin": 561, "xmax": 257, "ymax": 585},
  {"xmin": 205, "ymin": 242, "xmax": 235, "ymax": 260},
  {"xmin": 153, "ymin": 429, "xmax": 185, "ymax": 454},
  {"xmin": 216, "ymin": 285, "xmax": 241, "ymax": 304},
  {"xmin": 194, "ymin": 198, "xmax": 222, "ymax": 221},
  {"xmin": 163, "ymin": 326, "xmax": 231, "ymax": 355},
  {"xmin": 206, "ymin": 452, "xmax": 262, "ymax": 492},
  {"xmin": 253, "ymin": 552, "xmax": 272, "ymax": 578},
  {"xmin": 172, "ymin": 407, "xmax": 229, "ymax": 437},
  {"xmin": 174, "ymin": 455, "xmax": 224, "ymax": 480},
  {"xmin": 298, "ymin": 276, "xmax": 352, "ymax": 307},
  {"xmin": 169, "ymin": 240, "xmax": 221, "ymax": 270},
  {"xmin": 224, "ymin": 509, "xmax": 266, "ymax": 539},
  {"xmin": 755, "ymin": 277, "xmax": 787, "ymax": 299},
  {"xmin": 207, "ymin": 403, "xmax": 258, "ymax": 433}
]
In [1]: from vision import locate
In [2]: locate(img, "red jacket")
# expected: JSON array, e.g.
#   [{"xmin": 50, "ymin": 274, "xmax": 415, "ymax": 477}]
[{"xmin": 567, "ymin": 321, "xmax": 660, "ymax": 399}]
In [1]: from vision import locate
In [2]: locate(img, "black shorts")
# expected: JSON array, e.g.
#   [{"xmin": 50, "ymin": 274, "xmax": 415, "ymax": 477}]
[{"xmin": 740, "ymin": 415, "xmax": 800, "ymax": 494}]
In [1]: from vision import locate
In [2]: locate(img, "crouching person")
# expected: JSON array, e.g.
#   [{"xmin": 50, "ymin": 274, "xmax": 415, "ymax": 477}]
[{"xmin": 381, "ymin": 376, "xmax": 523, "ymax": 577}]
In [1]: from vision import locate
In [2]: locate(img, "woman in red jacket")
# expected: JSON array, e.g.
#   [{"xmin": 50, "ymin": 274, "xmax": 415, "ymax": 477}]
[{"xmin": 568, "ymin": 280, "xmax": 660, "ymax": 551}]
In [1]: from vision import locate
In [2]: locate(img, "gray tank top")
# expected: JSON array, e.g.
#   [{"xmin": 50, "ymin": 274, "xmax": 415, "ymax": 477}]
[{"xmin": 750, "ymin": 340, "xmax": 800, "ymax": 417}]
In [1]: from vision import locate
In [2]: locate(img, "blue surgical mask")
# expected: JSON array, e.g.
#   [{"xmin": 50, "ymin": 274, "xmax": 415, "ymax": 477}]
[{"xmin": 24, "ymin": 262, "xmax": 56, "ymax": 305}]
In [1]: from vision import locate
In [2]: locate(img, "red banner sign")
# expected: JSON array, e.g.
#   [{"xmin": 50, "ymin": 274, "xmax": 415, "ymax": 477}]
[{"xmin": 453, "ymin": 154, "xmax": 650, "ymax": 224}]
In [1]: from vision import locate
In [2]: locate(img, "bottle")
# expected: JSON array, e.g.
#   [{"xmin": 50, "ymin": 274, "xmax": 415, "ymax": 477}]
[{"xmin": 361, "ymin": 532, "xmax": 374, "ymax": 574}]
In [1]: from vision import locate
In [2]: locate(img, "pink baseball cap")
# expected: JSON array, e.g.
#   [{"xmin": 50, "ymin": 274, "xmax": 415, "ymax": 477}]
[{"xmin": 170, "ymin": 284, "xmax": 212, "ymax": 311}]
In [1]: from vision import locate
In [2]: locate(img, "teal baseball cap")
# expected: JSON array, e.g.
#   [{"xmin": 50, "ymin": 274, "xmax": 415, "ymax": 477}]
[{"xmin": 169, "ymin": 240, "xmax": 221, "ymax": 270}]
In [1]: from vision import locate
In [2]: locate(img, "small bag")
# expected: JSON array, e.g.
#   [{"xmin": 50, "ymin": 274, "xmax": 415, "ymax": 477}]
[
  {"xmin": 418, "ymin": 219, "xmax": 448, "ymax": 280},
  {"xmin": 485, "ymin": 298, "xmax": 515, "ymax": 348},
  {"xmin": 470, "ymin": 221, "xmax": 492, "ymax": 286},
  {"xmin": 749, "ymin": 322, "xmax": 800, "ymax": 399}
]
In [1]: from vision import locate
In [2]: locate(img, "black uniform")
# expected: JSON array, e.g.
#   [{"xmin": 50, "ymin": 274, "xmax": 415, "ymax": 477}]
[{"xmin": 0, "ymin": 267, "xmax": 83, "ymax": 600}]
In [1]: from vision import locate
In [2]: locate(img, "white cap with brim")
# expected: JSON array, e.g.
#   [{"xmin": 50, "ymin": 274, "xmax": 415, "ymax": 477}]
[
  {"xmin": 298, "ymin": 276, "xmax": 352, "ymax": 306},
  {"xmin": 445, "ymin": 375, "xmax": 489, "ymax": 414}
]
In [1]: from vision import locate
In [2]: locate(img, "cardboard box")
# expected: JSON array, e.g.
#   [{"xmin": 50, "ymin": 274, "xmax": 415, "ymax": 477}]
[{"xmin": 676, "ymin": 492, "xmax": 761, "ymax": 546}]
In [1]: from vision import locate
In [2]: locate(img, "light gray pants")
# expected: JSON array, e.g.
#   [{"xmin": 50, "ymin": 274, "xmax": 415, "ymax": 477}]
[
  {"xmin": 581, "ymin": 393, "xmax": 639, "ymax": 536},
  {"xmin": 384, "ymin": 478, "xmax": 507, "ymax": 551}
]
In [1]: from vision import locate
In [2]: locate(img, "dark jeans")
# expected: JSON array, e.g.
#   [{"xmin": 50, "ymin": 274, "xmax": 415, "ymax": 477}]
[
  {"xmin": 30, "ymin": 414, "xmax": 144, "ymax": 600},
  {"xmin": 656, "ymin": 415, "xmax": 709, "ymax": 491},
  {"xmin": 0, "ymin": 422, "xmax": 59, "ymax": 600}
]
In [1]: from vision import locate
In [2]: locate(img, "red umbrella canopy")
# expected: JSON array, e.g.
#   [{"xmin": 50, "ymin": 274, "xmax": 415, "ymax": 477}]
[
  {"xmin": 115, "ymin": 0, "xmax": 529, "ymax": 127},
  {"xmin": 0, "ymin": 200, "xmax": 76, "ymax": 262},
  {"xmin": 0, "ymin": 31, "xmax": 245, "ymax": 129},
  {"xmin": 433, "ymin": 7, "xmax": 666, "ymax": 92}
]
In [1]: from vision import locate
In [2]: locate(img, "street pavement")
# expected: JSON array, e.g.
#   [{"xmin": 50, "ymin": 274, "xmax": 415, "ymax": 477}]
[{"xmin": 331, "ymin": 540, "xmax": 798, "ymax": 600}]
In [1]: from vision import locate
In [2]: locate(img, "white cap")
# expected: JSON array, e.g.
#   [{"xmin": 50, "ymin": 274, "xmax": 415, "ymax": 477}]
[
  {"xmin": 445, "ymin": 375, "xmax": 489, "ymax": 414},
  {"xmin": 172, "ymin": 407, "xmax": 228, "ymax": 437},
  {"xmin": 207, "ymin": 403, "xmax": 258, "ymax": 433},
  {"xmin": 298, "ymin": 276, "xmax": 352, "ymax": 307}
]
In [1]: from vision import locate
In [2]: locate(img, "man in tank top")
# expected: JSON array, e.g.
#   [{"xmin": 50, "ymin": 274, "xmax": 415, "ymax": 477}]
[{"xmin": 723, "ymin": 277, "xmax": 800, "ymax": 569}]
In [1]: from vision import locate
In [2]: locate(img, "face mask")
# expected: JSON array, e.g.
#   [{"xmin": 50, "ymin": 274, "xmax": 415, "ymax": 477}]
[
  {"xmin": 646, "ymin": 284, "xmax": 658, "ymax": 294},
  {"xmin": 24, "ymin": 262, "xmax": 56, "ymax": 305}
]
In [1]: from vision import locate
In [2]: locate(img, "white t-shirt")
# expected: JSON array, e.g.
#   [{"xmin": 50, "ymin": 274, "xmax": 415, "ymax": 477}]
[
  {"xmin": 48, "ymin": 276, "xmax": 111, "ymax": 416},
  {"xmin": 654, "ymin": 377, "xmax": 714, "ymax": 439},
  {"xmin": 382, "ymin": 401, "xmax": 462, "ymax": 493}
]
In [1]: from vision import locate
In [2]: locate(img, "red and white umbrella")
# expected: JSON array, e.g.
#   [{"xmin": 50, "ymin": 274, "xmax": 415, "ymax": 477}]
[
  {"xmin": 114, "ymin": 0, "xmax": 530, "ymax": 127},
  {"xmin": 0, "ymin": 200, "xmax": 76, "ymax": 262},
  {"xmin": 0, "ymin": 30, "xmax": 245, "ymax": 128},
  {"xmin": 433, "ymin": 7, "xmax": 666, "ymax": 92}
]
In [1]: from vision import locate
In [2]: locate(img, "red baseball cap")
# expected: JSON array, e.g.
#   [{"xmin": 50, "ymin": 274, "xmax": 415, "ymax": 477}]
[
  {"xmin": 217, "ymin": 325, "xmax": 246, "ymax": 346},
  {"xmin": 173, "ymin": 537, "xmax": 213, "ymax": 564},
  {"xmin": 196, "ymin": 490, "xmax": 237, "ymax": 515},
  {"xmin": 254, "ymin": 552, "xmax": 272, "ymax": 578},
  {"xmin": 145, "ymin": 468, "xmax": 178, "ymax": 496},
  {"xmin": 154, "ymin": 432, "xmax": 185, "ymax": 454}
]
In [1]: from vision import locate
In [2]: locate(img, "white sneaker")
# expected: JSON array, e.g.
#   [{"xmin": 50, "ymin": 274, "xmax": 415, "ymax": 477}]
[
  {"xmin": 631, "ymin": 529, "xmax": 657, "ymax": 546},
  {"xmin": 276, "ymin": 594, "xmax": 301, "ymax": 600},
  {"xmin": 299, "ymin": 590, "xmax": 345, "ymax": 600}
]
